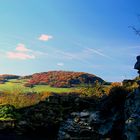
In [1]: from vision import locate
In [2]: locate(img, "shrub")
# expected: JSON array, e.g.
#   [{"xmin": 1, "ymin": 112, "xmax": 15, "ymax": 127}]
[
  {"xmin": 24, "ymin": 83, "xmax": 34, "ymax": 88},
  {"xmin": 79, "ymin": 80, "xmax": 105, "ymax": 98},
  {"xmin": 0, "ymin": 104, "xmax": 19, "ymax": 120},
  {"xmin": 122, "ymin": 79, "xmax": 138, "ymax": 92},
  {"xmin": 111, "ymin": 82, "xmax": 122, "ymax": 87},
  {"xmin": 39, "ymin": 92, "xmax": 53, "ymax": 101},
  {"xmin": 0, "ymin": 91, "xmax": 54, "ymax": 108},
  {"xmin": 0, "ymin": 93, "xmax": 40, "ymax": 108}
]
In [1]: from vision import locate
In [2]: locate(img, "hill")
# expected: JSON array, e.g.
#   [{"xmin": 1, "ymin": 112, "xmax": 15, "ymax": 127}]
[
  {"xmin": 0, "ymin": 74, "xmax": 20, "ymax": 84},
  {"xmin": 27, "ymin": 71, "xmax": 104, "ymax": 88}
]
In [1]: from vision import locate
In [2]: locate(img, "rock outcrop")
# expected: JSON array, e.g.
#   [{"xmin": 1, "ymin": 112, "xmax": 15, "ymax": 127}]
[
  {"xmin": 58, "ymin": 90, "xmax": 140, "ymax": 140},
  {"xmin": 134, "ymin": 55, "xmax": 140, "ymax": 74},
  {"xmin": 58, "ymin": 88, "xmax": 127, "ymax": 140},
  {"xmin": 124, "ymin": 55, "xmax": 140, "ymax": 140},
  {"xmin": 124, "ymin": 88, "xmax": 140, "ymax": 140},
  {"xmin": 58, "ymin": 55, "xmax": 140, "ymax": 140},
  {"xmin": 0, "ymin": 94, "xmax": 97, "ymax": 139}
]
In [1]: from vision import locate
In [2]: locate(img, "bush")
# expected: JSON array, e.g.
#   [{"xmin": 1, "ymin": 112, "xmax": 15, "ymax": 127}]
[
  {"xmin": 38, "ymin": 92, "xmax": 53, "ymax": 101},
  {"xmin": 0, "ymin": 93, "xmax": 39, "ymax": 108},
  {"xmin": 0, "ymin": 91, "xmax": 54, "ymax": 108},
  {"xmin": 122, "ymin": 79, "xmax": 138, "ymax": 92},
  {"xmin": 24, "ymin": 83, "xmax": 34, "ymax": 88},
  {"xmin": 0, "ymin": 104, "xmax": 19, "ymax": 120},
  {"xmin": 79, "ymin": 80, "xmax": 105, "ymax": 98}
]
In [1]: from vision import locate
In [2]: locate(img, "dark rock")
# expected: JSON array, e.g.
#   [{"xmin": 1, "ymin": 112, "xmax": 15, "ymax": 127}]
[
  {"xmin": 134, "ymin": 55, "xmax": 140, "ymax": 75},
  {"xmin": 57, "ymin": 111, "xmax": 97, "ymax": 140},
  {"xmin": 47, "ymin": 94, "xmax": 60, "ymax": 104},
  {"xmin": 134, "ymin": 55, "xmax": 140, "ymax": 70},
  {"xmin": 124, "ymin": 88, "xmax": 140, "ymax": 140}
]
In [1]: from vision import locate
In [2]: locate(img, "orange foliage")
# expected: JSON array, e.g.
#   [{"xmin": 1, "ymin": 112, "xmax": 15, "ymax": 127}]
[
  {"xmin": 0, "ymin": 92, "xmax": 52, "ymax": 108},
  {"xmin": 27, "ymin": 71, "xmax": 103, "ymax": 88},
  {"xmin": 111, "ymin": 82, "xmax": 122, "ymax": 87}
]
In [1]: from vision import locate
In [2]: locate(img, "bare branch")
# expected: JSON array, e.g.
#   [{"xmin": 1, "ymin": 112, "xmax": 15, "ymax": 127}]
[{"xmin": 128, "ymin": 26, "xmax": 140, "ymax": 36}]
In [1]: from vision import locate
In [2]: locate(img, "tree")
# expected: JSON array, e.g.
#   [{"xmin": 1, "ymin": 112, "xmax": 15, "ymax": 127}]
[{"xmin": 129, "ymin": 15, "xmax": 140, "ymax": 36}]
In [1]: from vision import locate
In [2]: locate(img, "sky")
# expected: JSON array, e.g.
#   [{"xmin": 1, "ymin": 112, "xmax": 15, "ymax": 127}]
[{"xmin": 0, "ymin": 0, "xmax": 140, "ymax": 82}]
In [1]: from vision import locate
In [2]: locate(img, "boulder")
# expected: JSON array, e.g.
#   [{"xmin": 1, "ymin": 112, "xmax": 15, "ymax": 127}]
[
  {"xmin": 134, "ymin": 55, "xmax": 140, "ymax": 74},
  {"xmin": 57, "ymin": 111, "xmax": 98, "ymax": 140}
]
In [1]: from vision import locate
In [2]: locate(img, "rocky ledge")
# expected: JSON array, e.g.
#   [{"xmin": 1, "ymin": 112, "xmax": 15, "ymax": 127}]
[
  {"xmin": 58, "ymin": 88, "xmax": 140, "ymax": 140},
  {"xmin": 58, "ymin": 55, "xmax": 140, "ymax": 140}
]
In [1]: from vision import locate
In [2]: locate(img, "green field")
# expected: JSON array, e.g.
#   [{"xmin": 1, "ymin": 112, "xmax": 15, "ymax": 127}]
[
  {"xmin": 0, "ymin": 79, "xmax": 75, "ymax": 94},
  {"xmin": 0, "ymin": 79, "xmax": 79, "ymax": 108}
]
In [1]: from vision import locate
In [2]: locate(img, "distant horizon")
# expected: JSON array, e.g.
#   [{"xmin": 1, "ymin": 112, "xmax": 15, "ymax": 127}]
[{"xmin": 0, "ymin": 0, "xmax": 139, "ymax": 82}]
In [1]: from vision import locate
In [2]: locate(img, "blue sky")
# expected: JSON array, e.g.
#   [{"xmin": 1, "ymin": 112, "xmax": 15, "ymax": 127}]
[{"xmin": 0, "ymin": 0, "xmax": 139, "ymax": 82}]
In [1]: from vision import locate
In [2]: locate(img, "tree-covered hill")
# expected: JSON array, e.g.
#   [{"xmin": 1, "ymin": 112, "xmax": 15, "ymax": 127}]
[{"xmin": 27, "ymin": 71, "xmax": 104, "ymax": 88}]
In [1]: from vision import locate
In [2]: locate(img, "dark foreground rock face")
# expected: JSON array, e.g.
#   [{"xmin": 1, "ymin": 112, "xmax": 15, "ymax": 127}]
[
  {"xmin": 58, "ymin": 90, "xmax": 126, "ymax": 140},
  {"xmin": 58, "ymin": 111, "xmax": 100, "ymax": 140},
  {"xmin": 58, "ymin": 89, "xmax": 140, "ymax": 140},
  {"xmin": 124, "ymin": 88, "xmax": 140, "ymax": 140},
  {"xmin": 124, "ymin": 55, "xmax": 140, "ymax": 140}
]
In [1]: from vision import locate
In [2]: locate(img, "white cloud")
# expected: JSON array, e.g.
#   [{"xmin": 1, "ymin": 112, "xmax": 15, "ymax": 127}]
[
  {"xmin": 38, "ymin": 34, "xmax": 53, "ymax": 41},
  {"xmin": 6, "ymin": 43, "xmax": 47, "ymax": 60},
  {"xmin": 7, "ymin": 52, "xmax": 35, "ymax": 60},
  {"xmin": 7, "ymin": 43, "xmax": 35, "ymax": 60},
  {"xmin": 57, "ymin": 62, "xmax": 64, "ymax": 66},
  {"xmin": 15, "ymin": 43, "xmax": 30, "ymax": 52}
]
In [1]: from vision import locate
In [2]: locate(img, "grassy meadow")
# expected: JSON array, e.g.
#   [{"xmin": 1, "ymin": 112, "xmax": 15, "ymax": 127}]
[
  {"xmin": 0, "ymin": 79, "xmax": 76, "ymax": 108},
  {"xmin": 0, "ymin": 79, "xmax": 74, "ymax": 94},
  {"xmin": 0, "ymin": 78, "xmax": 137, "ymax": 108}
]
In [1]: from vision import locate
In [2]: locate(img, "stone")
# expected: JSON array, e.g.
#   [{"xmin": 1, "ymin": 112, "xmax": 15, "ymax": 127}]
[
  {"xmin": 80, "ymin": 112, "xmax": 90, "ymax": 118},
  {"xmin": 71, "ymin": 112, "xmax": 80, "ymax": 117},
  {"xmin": 134, "ymin": 55, "xmax": 140, "ymax": 70},
  {"xmin": 47, "ymin": 95, "xmax": 60, "ymax": 104},
  {"xmin": 134, "ymin": 55, "xmax": 140, "ymax": 75},
  {"xmin": 18, "ymin": 121, "xmax": 28, "ymax": 126},
  {"xmin": 89, "ymin": 111, "xmax": 101, "ymax": 123}
]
